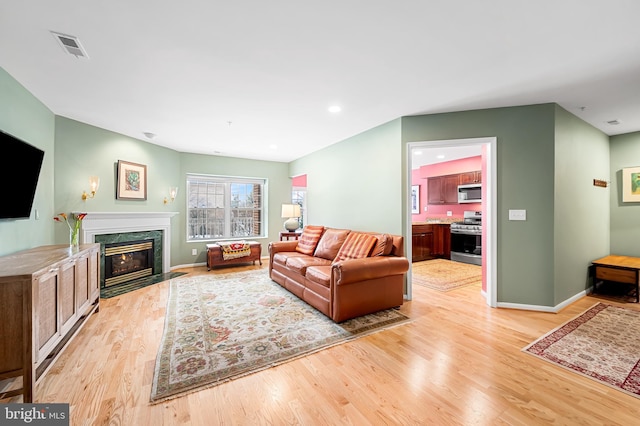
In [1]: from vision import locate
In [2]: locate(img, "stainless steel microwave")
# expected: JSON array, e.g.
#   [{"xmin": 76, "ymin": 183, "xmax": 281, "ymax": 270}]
[{"xmin": 457, "ymin": 183, "xmax": 482, "ymax": 203}]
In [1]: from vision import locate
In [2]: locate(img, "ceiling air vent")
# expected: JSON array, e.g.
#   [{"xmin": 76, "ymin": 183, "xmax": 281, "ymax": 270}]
[
  {"xmin": 50, "ymin": 31, "xmax": 89, "ymax": 58},
  {"xmin": 607, "ymin": 119, "xmax": 621, "ymax": 126}
]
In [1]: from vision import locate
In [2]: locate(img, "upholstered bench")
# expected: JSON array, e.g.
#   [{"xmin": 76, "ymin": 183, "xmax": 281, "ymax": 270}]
[{"xmin": 206, "ymin": 241, "xmax": 262, "ymax": 270}]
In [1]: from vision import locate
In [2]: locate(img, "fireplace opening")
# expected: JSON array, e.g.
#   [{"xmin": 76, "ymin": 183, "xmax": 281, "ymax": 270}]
[{"xmin": 104, "ymin": 239, "xmax": 154, "ymax": 287}]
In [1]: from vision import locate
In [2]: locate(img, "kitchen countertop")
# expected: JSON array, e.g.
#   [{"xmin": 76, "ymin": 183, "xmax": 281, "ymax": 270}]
[{"xmin": 412, "ymin": 217, "xmax": 461, "ymax": 225}]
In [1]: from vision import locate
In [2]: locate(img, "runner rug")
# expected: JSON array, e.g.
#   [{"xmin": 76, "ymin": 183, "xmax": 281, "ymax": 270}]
[
  {"xmin": 412, "ymin": 259, "xmax": 481, "ymax": 291},
  {"xmin": 150, "ymin": 269, "xmax": 411, "ymax": 403},
  {"xmin": 522, "ymin": 302, "xmax": 640, "ymax": 399}
]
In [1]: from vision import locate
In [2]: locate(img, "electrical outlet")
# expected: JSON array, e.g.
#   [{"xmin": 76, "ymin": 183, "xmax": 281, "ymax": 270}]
[
  {"xmin": 191, "ymin": 248, "xmax": 198, "ymax": 255},
  {"xmin": 424, "ymin": 206, "xmax": 428, "ymax": 212},
  {"xmin": 447, "ymin": 211, "xmax": 452, "ymax": 216}
]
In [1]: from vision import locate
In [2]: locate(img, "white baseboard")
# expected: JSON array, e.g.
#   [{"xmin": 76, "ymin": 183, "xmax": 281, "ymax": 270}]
[{"xmin": 496, "ymin": 288, "xmax": 590, "ymax": 313}]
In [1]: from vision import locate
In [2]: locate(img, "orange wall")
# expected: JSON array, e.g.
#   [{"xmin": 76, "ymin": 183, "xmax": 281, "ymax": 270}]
[{"xmin": 411, "ymin": 156, "xmax": 482, "ymax": 221}]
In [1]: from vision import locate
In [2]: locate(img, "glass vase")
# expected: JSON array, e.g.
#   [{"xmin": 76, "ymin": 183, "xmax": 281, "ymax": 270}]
[{"xmin": 70, "ymin": 229, "xmax": 79, "ymax": 249}]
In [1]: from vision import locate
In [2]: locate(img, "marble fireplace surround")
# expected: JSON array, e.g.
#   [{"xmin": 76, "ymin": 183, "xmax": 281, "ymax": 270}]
[{"xmin": 79, "ymin": 212, "xmax": 178, "ymax": 274}]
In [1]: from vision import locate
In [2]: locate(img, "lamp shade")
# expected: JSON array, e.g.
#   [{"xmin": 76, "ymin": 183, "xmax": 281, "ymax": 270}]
[{"xmin": 281, "ymin": 204, "xmax": 301, "ymax": 218}]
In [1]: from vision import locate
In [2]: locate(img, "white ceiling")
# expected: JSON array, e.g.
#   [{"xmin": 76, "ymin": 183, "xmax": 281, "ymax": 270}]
[{"xmin": 2, "ymin": 1, "xmax": 640, "ymax": 163}]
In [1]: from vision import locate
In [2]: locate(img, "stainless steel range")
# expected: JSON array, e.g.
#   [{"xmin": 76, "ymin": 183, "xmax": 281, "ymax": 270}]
[{"xmin": 450, "ymin": 211, "xmax": 482, "ymax": 266}]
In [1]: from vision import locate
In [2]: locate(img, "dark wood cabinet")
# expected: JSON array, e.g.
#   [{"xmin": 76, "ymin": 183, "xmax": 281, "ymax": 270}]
[
  {"xmin": 412, "ymin": 224, "xmax": 434, "ymax": 262},
  {"xmin": 432, "ymin": 224, "xmax": 451, "ymax": 259},
  {"xmin": 412, "ymin": 224, "xmax": 450, "ymax": 262},
  {"xmin": 427, "ymin": 175, "xmax": 459, "ymax": 204},
  {"xmin": 458, "ymin": 170, "xmax": 482, "ymax": 184}
]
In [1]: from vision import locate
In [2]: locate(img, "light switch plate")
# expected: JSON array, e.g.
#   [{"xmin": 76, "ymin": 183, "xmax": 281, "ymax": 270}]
[{"xmin": 509, "ymin": 209, "xmax": 526, "ymax": 221}]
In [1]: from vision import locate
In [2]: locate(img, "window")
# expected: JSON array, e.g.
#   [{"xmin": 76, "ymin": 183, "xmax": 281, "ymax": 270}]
[
  {"xmin": 187, "ymin": 174, "xmax": 266, "ymax": 241},
  {"xmin": 291, "ymin": 187, "xmax": 306, "ymax": 229}
]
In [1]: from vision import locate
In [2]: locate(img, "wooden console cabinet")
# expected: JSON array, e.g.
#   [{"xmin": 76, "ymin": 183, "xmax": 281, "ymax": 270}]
[{"xmin": 0, "ymin": 244, "xmax": 100, "ymax": 402}]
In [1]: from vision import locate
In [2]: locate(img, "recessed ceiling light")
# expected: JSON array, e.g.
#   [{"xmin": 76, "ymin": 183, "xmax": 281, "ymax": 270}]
[
  {"xmin": 328, "ymin": 105, "xmax": 341, "ymax": 113},
  {"xmin": 269, "ymin": 144, "xmax": 278, "ymax": 150},
  {"xmin": 436, "ymin": 154, "xmax": 445, "ymax": 159},
  {"xmin": 413, "ymin": 150, "xmax": 423, "ymax": 155}
]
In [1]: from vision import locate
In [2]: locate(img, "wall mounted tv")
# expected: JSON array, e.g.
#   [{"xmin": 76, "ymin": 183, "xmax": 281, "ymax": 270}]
[{"xmin": 0, "ymin": 130, "xmax": 45, "ymax": 219}]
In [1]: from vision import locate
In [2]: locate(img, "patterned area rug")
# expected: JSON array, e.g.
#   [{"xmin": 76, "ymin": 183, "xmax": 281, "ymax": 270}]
[
  {"xmin": 150, "ymin": 270, "xmax": 411, "ymax": 403},
  {"xmin": 523, "ymin": 302, "xmax": 640, "ymax": 399},
  {"xmin": 412, "ymin": 259, "xmax": 481, "ymax": 291}
]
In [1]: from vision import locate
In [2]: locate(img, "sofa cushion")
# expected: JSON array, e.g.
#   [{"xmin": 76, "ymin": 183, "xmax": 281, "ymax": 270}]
[
  {"xmin": 273, "ymin": 251, "xmax": 307, "ymax": 268},
  {"xmin": 314, "ymin": 228, "xmax": 351, "ymax": 260},
  {"xmin": 295, "ymin": 225, "xmax": 325, "ymax": 255},
  {"xmin": 334, "ymin": 232, "xmax": 378, "ymax": 262},
  {"xmin": 286, "ymin": 255, "xmax": 332, "ymax": 276},
  {"xmin": 305, "ymin": 265, "xmax": 332, "ymax": 288},
  {"xmin": 370, "ymin": 233, "xmax": 394, "ymax": 256}
]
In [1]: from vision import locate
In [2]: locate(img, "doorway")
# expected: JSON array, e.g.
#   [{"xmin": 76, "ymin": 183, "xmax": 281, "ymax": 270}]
[{"xmin": 406, "ymin": 137, "xmax": 497, "ymax": 307}]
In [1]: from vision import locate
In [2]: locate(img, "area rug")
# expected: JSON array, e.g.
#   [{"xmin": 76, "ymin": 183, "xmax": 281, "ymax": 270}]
[
  {"xmin": 150, "ymin": 270, "xmax": 411, "ymax": 403},
  {"xmin": 522, "ymin": 302, "xmax": 640, "ymax": 399},
  {"xmin": 412, "ymin": 259, "xmax": 481, "ymax": 291}
]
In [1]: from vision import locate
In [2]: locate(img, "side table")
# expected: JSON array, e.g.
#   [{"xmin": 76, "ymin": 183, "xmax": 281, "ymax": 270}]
[
  {"xmin": 591, "ymin": 255, "xmax": 640, "ymax": 302},
  {"xmin": 279, "ymin": 231, "xmax": 301, "ymax": 241}
]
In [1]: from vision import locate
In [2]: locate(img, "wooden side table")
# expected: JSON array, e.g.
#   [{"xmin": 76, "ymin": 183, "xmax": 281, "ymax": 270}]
[
  {"xmin": 591, "ymin": 255, "xmax": 640, "ymax": 302},
  {"xmin": 279, "ymin": 231, "xmax": 301, "ymax": 241}
]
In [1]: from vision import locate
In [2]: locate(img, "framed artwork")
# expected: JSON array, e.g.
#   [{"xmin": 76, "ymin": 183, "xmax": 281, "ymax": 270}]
[
  {"xmin": 116, "ymin": 160, "xmax": 147, "ymax": 200},
  {"xmin": 411, "ymin": 185, "xmax": 420, "ymax": 214},
  {"xmin": 622, "ymin": 167, "xmax": 640, "ymax": 202}
]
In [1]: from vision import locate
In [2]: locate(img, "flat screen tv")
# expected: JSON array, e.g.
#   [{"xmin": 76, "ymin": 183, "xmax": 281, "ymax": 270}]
[{"xmin": 0, "ymin": 130, "xmax": 45, "ymax": 219}]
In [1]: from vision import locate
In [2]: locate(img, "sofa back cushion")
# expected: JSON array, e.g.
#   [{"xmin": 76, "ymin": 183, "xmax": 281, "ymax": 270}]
[
  {"xmin": 370, "ymin": 233, "xmax": 394, "ymax": 256},
  {"xmin": 295, "ymin": 225, "xmax": 325, "ymax": 255},
  {"xmin": 314, "ymin": 228, "xmax": 351, "ymax": 260},
  {"xmin": 334, "ymin": 232, "xmax": 378, "ymax": 262}
]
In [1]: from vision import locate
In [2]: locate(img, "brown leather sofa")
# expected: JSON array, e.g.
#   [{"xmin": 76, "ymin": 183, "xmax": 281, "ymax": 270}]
[{"xmin": 268, "ymin": 226, "xmax": 409, "ymax": 322}]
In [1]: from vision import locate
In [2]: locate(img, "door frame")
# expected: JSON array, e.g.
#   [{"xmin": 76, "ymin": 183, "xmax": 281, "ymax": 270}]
[{"xmin": 405, "ymin": 137, "xmax": 497, "ymax": 308}]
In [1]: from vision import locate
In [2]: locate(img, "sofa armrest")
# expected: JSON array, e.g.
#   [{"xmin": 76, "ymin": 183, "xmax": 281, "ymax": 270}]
[
  {"xmin": 332, "ymin": 256, "xmax": 409, "ymax": 286},
  {"xmin": 268, "ymin": 240, "xmax": 299, "ymax": 254}
]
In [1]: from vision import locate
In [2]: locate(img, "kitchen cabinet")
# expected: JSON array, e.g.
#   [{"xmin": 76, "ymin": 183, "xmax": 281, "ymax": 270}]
[
  {"xmin": 458, "ymin": 170, "xmax": 482, "ymax": 184},
  {"xmin": 412, "ymin": 224, "xmax": 434, "ymax": 262},
  {"xmin": 427, "ymin": 175, "xmax": 459, "ymax": 204},
  {"xmin": 0, "ymin": 244, "xmax": 100, "ymax": 403},
  {"xmin": 432, "ymin": 224, "xmax": 451, "ymax": 259},
  {"xmin": 412, "ymin": 224, "xmax": 450, "ymax": 262}
]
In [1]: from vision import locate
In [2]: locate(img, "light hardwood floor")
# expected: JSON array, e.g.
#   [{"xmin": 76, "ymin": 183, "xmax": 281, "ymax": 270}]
[{"xmin": 13, "ymin": 261, "xmax": 640, "ymax": 425}]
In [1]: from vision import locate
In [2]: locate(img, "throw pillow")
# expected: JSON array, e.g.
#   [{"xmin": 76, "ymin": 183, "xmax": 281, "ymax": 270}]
[
  {"xmin": 334, "ymin": 232, "xmax": 378, "ymax": 262},
  {"xmin": 295, "ymin": 225, "xmax": 325, "ymax": 255},
  {"xmin": 370, "ymin": 233, "xmax": 394, "ymax": 256},
  {"xmin": 314, "ymin": 228, "xmax": 352, "ymax": 260}
]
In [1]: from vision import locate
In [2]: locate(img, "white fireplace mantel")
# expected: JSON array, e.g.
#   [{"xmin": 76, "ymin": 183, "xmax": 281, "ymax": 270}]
[{"xmin": 79, "ymin": 212, "xmax": 179, "ymax": 273}]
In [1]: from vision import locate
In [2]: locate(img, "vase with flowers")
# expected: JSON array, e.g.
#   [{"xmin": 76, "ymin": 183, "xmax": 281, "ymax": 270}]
[{"xmin": 54, "ymin": 212, "xmax": 87, "ymax": 249}]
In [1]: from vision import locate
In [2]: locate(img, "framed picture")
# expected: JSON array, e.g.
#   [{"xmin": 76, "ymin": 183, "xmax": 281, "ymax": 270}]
[
  {"xmin": 622, "ymin": 167, "xmax": 640, "ymax": 203},
  {"xmin": 411, "ymin": 185, "xmax": 420, "ymax": 214},
  {"xmin": 116, "ymin": 160, "xmax": 147, "ymax": 200}
]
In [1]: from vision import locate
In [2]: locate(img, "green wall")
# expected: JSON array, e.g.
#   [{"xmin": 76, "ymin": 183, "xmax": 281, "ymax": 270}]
[
  {"xmin": 553, "ymin": 105, "xmax": 610, "ymax": 304},
  {"xmin": 54, "ymin": 117, "xmax": 291, "ymax": 267},
  {"xmin": 0, "ymin": 68, "xmax": 55, "ymax": 256},
  {"xmin": 610, "ymin": 131, "xmax": 640, "ymax": 255},
  {"xmin": 289, "ymin": 118, "xmax": 403, "ymax": 234},
  {"xmin": 402, "ymin": 104, "xmax": 558, "ymax": 305}
]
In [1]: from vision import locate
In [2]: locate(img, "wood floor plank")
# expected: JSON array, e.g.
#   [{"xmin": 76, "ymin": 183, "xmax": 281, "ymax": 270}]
[{"xmin": 13, "ymin": 263, "xmax": 639, "ymax": 425}]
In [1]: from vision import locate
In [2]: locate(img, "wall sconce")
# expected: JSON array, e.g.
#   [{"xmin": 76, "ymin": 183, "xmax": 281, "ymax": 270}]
[
  {"xmin": 81, "ymin": 176, "xmax": 100, "ymax": 201},
  {"xmin": 281, "ymin": 203, "xmax": 301, "ymax": 231},
  {"xmin": 164, "ymin": 187, "xmax": 178, "ymax": 204}
]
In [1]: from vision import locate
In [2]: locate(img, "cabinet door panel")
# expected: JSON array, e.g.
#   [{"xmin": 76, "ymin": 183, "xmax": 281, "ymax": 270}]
[
  {"xmin": 443, "ymin": 175, "xmax": 459, "ymax": 204},
  {"xmin": 35, "ymin": 270, "xmax": 59, "ymax": 356},
  {"xmin": 75, "ymin": 254, "xmax": 90, "ymax": 313},
  {"xmin": 59, "ymin": 260, "xmax": 77, "ymax": 334}
]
